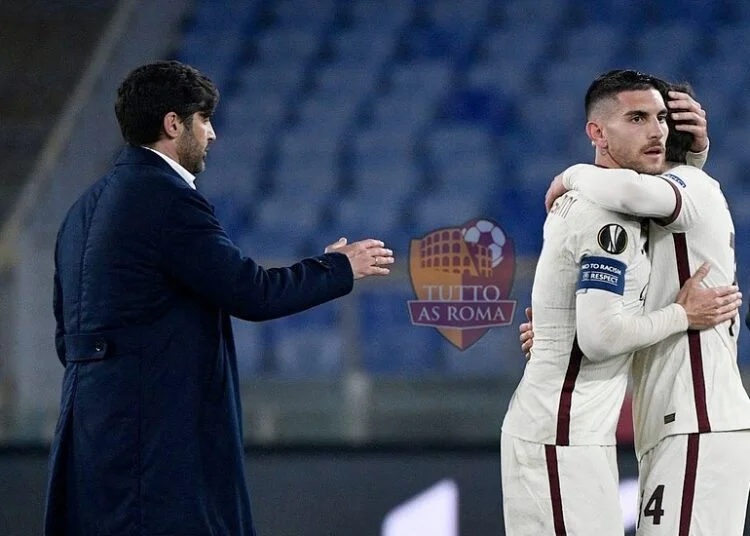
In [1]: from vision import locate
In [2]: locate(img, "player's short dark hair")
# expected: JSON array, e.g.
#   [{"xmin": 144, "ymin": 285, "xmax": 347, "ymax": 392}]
[
  {"xmin": 662, "ymin": 81, "xmax": 697, "ymax": 164},
  {"xmin": 585, "ymin": 69, "xmax": 663, "ymax": 119},
  {"xmin": 115, "ymin": 60, "xmax": 219, "ymax": 145}
]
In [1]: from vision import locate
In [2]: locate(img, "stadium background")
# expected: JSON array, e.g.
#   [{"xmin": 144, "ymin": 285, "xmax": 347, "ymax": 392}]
[{"xmin": 0, "ymin": 0, "xmax": 748, "ymax": 534}]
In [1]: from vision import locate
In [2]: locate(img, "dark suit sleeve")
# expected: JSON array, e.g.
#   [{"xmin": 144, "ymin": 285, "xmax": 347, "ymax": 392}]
[
  {"xmin": 160, "ymin": 190, "xmax": 354, "ymax": 321},
  {"xmin": 53, "ymin": 243, "xmax": 66, "ymax": 366},
  {"xmin": 746, "ymin": 306, "xmax": 749, "ymax": 331}
]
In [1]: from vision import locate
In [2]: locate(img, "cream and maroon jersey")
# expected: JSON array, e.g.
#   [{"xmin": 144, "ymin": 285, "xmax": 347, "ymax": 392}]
[
  {"xmin": 502, "ymin": 191, "xmax": 651, "ymax": 446},
  {"xmin": 632, "ymin": 165, "xmax": 750, "ymax": 458}
]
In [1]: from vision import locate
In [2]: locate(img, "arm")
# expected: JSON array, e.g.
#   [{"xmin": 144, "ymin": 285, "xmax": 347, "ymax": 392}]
[
  {"xmin": 161, "ymin": 191, "xmax": 354, "ymax": 322},
  {"xmin": 576, "ymin": 289, "xmax": 687, "ymax": 361},
  {"xmin": 561, "ymin": 165, "xmax": 677, "ymax": 219},
  {"xmin": 573, "ymin": 252, "xmax": 687, "ymax": 361},
  {"xmin": 561, "ymin": 164, "xmax": 702, "ymax": 231},
  {"xmin": 576, "ymin": 258, "xmax": 740, "ymax": 361}
]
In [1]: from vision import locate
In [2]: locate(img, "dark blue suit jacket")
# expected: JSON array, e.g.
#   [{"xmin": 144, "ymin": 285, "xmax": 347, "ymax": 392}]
[{"xmin": 45, "ymin": 145, "xmax": 353, "ymax": 535}]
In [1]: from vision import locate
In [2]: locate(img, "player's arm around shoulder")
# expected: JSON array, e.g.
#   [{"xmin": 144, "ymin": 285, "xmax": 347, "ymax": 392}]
[{"xmin": 655, "ymin": 165, "xmax": 714, "ymax": 232}]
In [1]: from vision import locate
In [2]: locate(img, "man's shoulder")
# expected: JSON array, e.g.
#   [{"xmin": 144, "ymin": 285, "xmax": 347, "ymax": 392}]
[{"xmin": 552, "ymin": 191, "xmax": 641, "ymax": 229}]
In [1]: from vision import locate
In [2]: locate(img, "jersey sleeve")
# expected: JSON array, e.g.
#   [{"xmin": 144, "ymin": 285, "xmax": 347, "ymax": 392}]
[
  {"xmin": 683, "ymin": 139, "xmax": 709, "ymax": 170},
  {"xmin": 576, "ymin": 292, "xmax": 687, "ymax": 361},
  {"xmin": 652, "ymin": 167, "xmax": 708, "ymax": 232},
  {"xmin": 567, "ymin": 207, "xmax": 688, "ymax": 361},
  {"xmin": 561, "ymin": 164, "xmax": 702, "ymax": 232}
]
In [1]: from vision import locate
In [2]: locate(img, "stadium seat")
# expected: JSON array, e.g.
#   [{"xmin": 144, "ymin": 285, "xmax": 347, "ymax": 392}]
[
  {"xmin": 169, "ymin": 0, "xmax": 749, "ymax": 383},
  {"xmin": 264, "ymin": 302, "xmax": 344, "ymax": 377},
  {"xmin": 359, "ymin": 291, "xmax": 443, "ymax": 375},
  {"xmin": 255, "ymin": 28, "xmax": 322, "ymax": 63}
]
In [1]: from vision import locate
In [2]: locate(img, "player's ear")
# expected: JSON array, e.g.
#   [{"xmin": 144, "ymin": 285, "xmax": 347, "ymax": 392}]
[{"xmin": 586, "ymin": 120, "xmax": 607, "ymax": 150}]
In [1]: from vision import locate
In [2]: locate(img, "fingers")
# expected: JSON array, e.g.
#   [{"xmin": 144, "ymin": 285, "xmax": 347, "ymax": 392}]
[
  {"xmin": 519, "ymin": 318, "xmax": 534, "ymax": 355},
  {"xmin": 520, "ymin": 330, "xmax": 533, "ymax": 353},
  {"xmin": 712, "ymin": 285, "xmax": 740, "ymax": 299},
  {"xmin": 688, "ymin": 262, "xmax": 711, "ymax": 283},
  {"xmin": 667, "ymin": 91, "xmax": 708, "ymax": 149},
  {"xmin": 670, "ymin": 111, "xmax": 706, "ymax": 123},
  {"xmin": 667, "ymin": 91, "xmax": 705, "ymax": 114},
  {"xmin": 713, "ymin": 297, "xmax": 742, "ymax": 316},
  {"xmin": 363, "ymin": 266, "xmax": 391, "ymax": 277},
  {"xmin": 370, "ymin": 248, "xmax": 395, "ymax": 270},
  {"xmin": 324, "ymin": 237, "xmax": 348, "ymax": 253},
  {"xmin": 353, "ymin": 239, "xmax": 385, "ymax": 249},
  {"xmin": 544, "ymin": 175, "xmax": 566, "ymax": 213},
  {"xmin": 525, "ymin": 306, "xmax": 533, "ymax": 322},
  {"xmin": 673, "ymin": 123, "xmax": 706, "ymax": 134},
  {"xmin": 545, "ymin": 188, "xmax": 561, "ymax": 213},
  {"xmin": 349, "ymin": 241, "xmax": 395, "ymax": 279},
  {"xmin": 369, "ymin": 247, "xmax": 394, "ymax": 258}
]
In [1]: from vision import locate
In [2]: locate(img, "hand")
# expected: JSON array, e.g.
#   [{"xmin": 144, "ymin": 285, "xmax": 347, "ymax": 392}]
[
  {"xmin": 519, "ymin": 307, "xmax": 534, "ymax": 360},
  {"xmin": 675, "ymin": 262, "xmax": 742, "ymax": 329},
  {"xmin": 325, "ymin": 237, "xmax": 394, "ymax": 280},
  {"xmin": 545, "ymin": 174, "xmax": 568, "ymax": 213},
  {"xmin": 668, "ymin": 90, "xmax": 708, "ymax": 153}
]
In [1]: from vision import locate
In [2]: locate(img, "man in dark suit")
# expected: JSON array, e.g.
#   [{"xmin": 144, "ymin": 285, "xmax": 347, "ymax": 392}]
[{"xmin": 44, "ymin": 61, "xmax": 394, "ymax": 536}]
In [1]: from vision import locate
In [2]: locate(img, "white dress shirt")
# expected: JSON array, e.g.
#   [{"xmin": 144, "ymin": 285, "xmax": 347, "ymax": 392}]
[{"xmin": 142, "ymin": 146, "xmax": 196, "ymax": 190}]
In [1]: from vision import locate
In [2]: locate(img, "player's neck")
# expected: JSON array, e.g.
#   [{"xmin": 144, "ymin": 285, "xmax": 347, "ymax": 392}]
[{"xmin": 593, "ymin": 151, "xmax": 619, "ymax": 169}]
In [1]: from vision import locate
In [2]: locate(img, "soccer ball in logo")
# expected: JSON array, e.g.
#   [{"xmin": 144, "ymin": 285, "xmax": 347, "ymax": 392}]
[{"xmin": 462, "ymin": 219, "xmax": 507, "ymax": 267}]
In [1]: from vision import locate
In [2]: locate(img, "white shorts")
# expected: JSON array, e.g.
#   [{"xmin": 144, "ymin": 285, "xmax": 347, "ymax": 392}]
[
  {"xmin": 501, "ymin": 432, "xmax": 623, "ymax": 535},
  {"xmin": 636, "ymin": 431, "xmax": 750, "ymax": 536}
]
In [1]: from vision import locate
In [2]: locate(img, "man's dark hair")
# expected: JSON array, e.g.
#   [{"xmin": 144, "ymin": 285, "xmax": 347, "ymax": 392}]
[
  {"xmin": 662, "ymin": 81, "xmax": 697, "ymax": 164},
  {"xmin": 584, "ymin": 69, "xmax": 663, "ymax": 119},
  {"xmin": 115, "ymin": 60, "xmax": 219, "ymax": 145}
]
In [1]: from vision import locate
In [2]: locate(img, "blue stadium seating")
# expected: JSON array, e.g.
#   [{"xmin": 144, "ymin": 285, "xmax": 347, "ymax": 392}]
[{"xmin": 174, "ymin": 0, "xmax": 750, "ymax": 374}]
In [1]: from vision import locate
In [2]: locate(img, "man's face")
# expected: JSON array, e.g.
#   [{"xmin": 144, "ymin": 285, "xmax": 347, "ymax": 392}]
[
  {"xmin": 598, "ymin": 88, "xmax": 669, "ymax": 174},
  {"xmin": 176, "ymin": 112, "xmax": 216, "ymax": 174}
]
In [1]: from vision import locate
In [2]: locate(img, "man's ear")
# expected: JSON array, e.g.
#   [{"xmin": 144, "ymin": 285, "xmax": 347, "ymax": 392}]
[
  {"xmin": 586, "ymin": 120, "xmax": 607, "ymax": 151},
  {"xmin": 162, "ymin": 112, "xmax": 182, "ymax": 140}
]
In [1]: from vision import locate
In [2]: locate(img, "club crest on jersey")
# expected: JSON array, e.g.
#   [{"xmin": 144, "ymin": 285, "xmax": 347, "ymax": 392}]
[
  {"xmin": 597, "ymin": 224, "xmax": 628, "ymax": 255},
  {"xmin": 407, "ymin": 218, "xmax": 517, "ymax": 351}
]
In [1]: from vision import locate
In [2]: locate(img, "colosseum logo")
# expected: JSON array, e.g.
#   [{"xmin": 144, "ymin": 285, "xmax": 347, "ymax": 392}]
[{"xmin": 408, "ymin": 218, "xmax": 516, "ymax": 350}]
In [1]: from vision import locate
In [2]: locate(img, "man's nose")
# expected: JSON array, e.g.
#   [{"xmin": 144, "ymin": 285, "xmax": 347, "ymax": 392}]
[{"xmin": 648, "ymin": 118, "xmax": 665, "ymax": 138}]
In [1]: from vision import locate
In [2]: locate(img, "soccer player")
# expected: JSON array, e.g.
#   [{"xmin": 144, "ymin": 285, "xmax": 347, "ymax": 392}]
[
  {"xmin": 546, "ymin": 80, "xmax": 750, "ymax": 535},
  {"xmin": 500, "ymin": 71, "xmax": 741, "ymax": 536}
]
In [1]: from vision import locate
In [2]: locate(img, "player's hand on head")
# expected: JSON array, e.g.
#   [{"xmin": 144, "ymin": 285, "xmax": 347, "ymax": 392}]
[
  {"xmin": 668, "ymin": 90, "xmax": 708, "ymax": 153},
  {"xmin": 519, "ymin": 306, "xmax": 534, "ymax": 360},
  {"xmin": 545, "ymin": 174, "xmax": 569, "ymax": 213},
  {"xmin": 329, "ymin": 238, "xmax": 394, "ymax": 280},
  {"xmin": 675, "ymin": 262, "xmax": 742, "ymax": 329}
]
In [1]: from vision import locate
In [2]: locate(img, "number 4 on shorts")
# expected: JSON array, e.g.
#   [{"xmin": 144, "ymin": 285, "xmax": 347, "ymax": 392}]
[{"xmin": 639, "ymin": 484, "xmax": 665, "ymax": 526}]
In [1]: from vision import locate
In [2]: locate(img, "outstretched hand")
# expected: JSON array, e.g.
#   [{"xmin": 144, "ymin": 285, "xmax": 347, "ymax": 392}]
[
  {"xmin": 675, "ymin": 262, "xmax": 742, "ymax": 329},
  {"xmin": 325, "ymin": 237, "xmax": 395, "ymax": 280}
]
